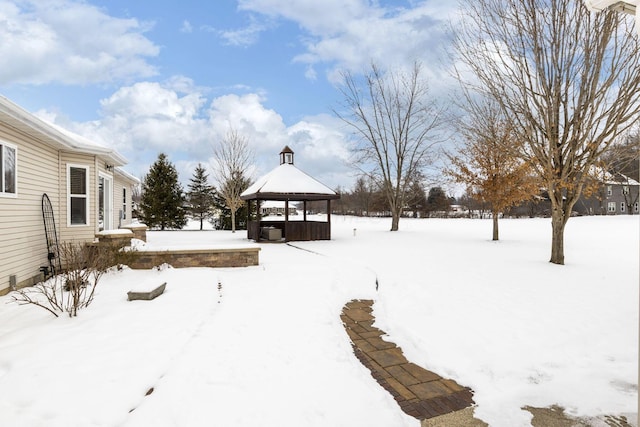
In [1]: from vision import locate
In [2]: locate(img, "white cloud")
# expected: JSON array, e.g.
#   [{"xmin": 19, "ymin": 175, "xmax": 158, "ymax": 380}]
[
  {"xmin": 37, "ymin": 78, "xmax": 355, "ymax": 189},
  {"xmin": 0, "ymin": 0, "xmax": 159, "ymax": 85},
  {"xmin": 218, "ymin": 15, "xmax": 272, "ymax": 46},
  {"xmin": 180, "ymin": 20, "xmax": 193, "ymax": 33},
  {"xmin": 237, "ymin": 0, "xmax": 458, "ymax": 79}
]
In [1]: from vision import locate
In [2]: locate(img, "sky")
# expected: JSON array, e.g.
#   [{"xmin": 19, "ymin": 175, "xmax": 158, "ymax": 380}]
[{"xmin": 0, "ymin": 0, "xmax": 460, "ymax": 191}]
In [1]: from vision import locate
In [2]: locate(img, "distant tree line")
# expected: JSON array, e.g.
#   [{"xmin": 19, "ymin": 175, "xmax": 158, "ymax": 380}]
[{"xmin": 322, "ymin": 175, "xmax": 455, "ymax": 219}]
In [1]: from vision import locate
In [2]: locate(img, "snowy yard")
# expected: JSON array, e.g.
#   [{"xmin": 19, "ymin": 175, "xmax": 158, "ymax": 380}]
[{"xmin": 0, "ymin": 215, "xmax": 637, "ymax": 427}]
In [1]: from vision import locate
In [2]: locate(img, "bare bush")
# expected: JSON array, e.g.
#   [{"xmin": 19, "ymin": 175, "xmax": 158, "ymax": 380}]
[{"xmin": 11, "ymin": 240, "xmax": 134, "ymax": 317}]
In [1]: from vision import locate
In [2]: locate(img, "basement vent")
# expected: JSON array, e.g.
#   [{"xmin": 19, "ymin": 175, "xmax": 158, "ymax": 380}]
[{"xmin": 9, "ymin": 275, "xmax": 17, "ymax": 291}]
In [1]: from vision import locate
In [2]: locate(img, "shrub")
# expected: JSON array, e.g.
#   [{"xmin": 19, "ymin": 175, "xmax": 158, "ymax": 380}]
[{"xmin": 11, "ymin": 240, "xmax": 134, "ymax": 317}]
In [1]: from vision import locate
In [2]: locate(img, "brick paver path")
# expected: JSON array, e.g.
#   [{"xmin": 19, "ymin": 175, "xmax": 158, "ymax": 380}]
[{"xmin": 341, "ymin": 299, "xmax": 475, "ymax": 420}]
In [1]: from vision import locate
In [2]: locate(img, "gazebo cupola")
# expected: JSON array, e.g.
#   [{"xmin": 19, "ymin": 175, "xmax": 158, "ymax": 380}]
[{"xmin": 280, "ymin": 145, "xmax": 294, "ymax": 165}]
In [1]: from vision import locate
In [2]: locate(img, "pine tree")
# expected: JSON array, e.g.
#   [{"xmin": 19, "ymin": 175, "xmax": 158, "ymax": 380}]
[
  {"xmin": 187, "ymin": 164, "xmax": 217, "ymax": 230},
  {"xmin": 425, "ymin": 187, "xmax": 451, "ymax": 216},
  {"xmin": 139, "ymin": 153, "xmax": 187, "ymax": 230}
]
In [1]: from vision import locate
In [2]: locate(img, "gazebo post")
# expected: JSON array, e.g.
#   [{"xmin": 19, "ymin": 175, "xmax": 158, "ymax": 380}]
[
  {"xmin": 256, "ymin": 199, "xmax": 262, "ymax": 242},
  {"xmin": 285, "ymin": 200, "xmax": 289, "ymax": 240},
  {"xmin": 303, "ymin": 201, "xmax": 307, "ymax": 221},
  {"xmin": 327, "ymin": 199, "xmax": 332, "ymax": 239}
]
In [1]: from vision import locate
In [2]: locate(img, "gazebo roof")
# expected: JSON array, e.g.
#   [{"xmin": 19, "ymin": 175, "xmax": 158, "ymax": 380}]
[{"xmin": 241, "ymin": 163, "xmax": 339, "ymax": 201}]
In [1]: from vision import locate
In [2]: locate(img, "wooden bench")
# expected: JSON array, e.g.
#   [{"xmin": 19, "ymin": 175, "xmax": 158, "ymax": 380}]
[{"xmin": 127, "ymin": 282, "xmax": 167, "ymax": 301}]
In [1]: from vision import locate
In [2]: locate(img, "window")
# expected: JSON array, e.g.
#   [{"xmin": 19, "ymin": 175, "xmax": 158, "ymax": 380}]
[
  {"xmin": 635, "ymin": 202, "xmax": 639, "ymax": 213},
  {"xmin": 0, "ymin": 142, "xmax": 17, "ymax": 196},
  {"xmin": 606, "ymin": 185, "xmax": 612, "ymax": 196},
  {"xmin": 122, "ymin": 188, "xmax": 127, "ymax": 220},
  {"xmin": 622, "ymin": 186, "xmax": 629, "ymax": 195},
  {"xmin": 68, "ymin": 165, "xmax": 88, "ymax": 225},
  {"xmin": 607, "ymin": 202, "xmax": 616, "ymax": 212},
  {"xmin": 620, "ymin": 202, "xmax": 626, "ymax": 213}
]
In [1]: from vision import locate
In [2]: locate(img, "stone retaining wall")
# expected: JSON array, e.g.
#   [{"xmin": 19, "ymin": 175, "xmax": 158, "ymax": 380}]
[
  {"xmin": 120, "ymin": 224, "xmax": 148, "ymax": 242},
  {"xmin": 128, "ymin": 247, "xmax": 260, "ymax": 269}
]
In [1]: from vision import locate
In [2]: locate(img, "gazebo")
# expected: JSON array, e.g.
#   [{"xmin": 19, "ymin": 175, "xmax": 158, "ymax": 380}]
[{"xmin": 240, "ymin": 146, "xmax": 340, "ymax": 242}]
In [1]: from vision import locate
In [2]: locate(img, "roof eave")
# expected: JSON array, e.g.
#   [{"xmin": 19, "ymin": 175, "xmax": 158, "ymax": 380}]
[{"xmin": 241, "ymin": 192, "xmax": 341, "ymax": 201}]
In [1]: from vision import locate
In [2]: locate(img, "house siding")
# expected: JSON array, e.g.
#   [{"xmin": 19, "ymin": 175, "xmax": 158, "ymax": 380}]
[
  {"xmin": 575, "ymin": 181, "xmax": 640, "ymax": 215},
  {"xmin": 113, "ymin": 175, "xmax": 134, "ymax": 228},
  {"xmin": 0, "ymin": 130, "xmax": 138, "ymax": 296},
  {"xmin": 0, "ymin": 125, "xmax": 59, "ymax": 295}
]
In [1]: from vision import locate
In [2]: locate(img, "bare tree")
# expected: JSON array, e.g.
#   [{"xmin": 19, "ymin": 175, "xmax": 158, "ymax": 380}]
[
  {"xmin": 454, "ymin": 0, "xmax": 640, "ymax": 264},
  {"xmin": 335, "ymin": 62, "xmax": 446, "ymax": 231},
  {"xmin": 352, "ymin": 175, "xmax": 376, "ymax": 216},
  {"xmin": 446, "ymin": 98, "xmax": 540, "ymax": 240},
  {"xmin": 212, "ymin": 129, "xmax": 253, "ymax": 233}
]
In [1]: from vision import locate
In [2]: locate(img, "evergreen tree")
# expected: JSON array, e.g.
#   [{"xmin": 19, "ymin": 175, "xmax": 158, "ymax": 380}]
[
  {"xmin": 139, "ymin": 153, "xmax": 187, "ymax": 230},
  {"xmin": 425, "ymin": 187, "xmax": 451, "ymax": 216},
  {"xmin": 405, "ymin": 173, "xmax": 428, "ymax": 218},
  {"xmin": 187, "ymin": 164, "xmax": 217, "ymax": 230}
]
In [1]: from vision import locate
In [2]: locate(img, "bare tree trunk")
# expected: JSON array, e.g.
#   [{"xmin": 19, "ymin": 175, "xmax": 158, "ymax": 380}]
[
  {"xmin": 550, "ymin": 208, "xmax": 566, "ymax": 265},
  {"xmin": 231, "ymin": 209, "xmax": 236, "ymax": 233},
  {"xmin": 391, "ymin": 211, "xmax": 400, "ymax": 231},
  {"xmin": 492, "ymin": 212, "xmax": 499, "ymax": 241}
]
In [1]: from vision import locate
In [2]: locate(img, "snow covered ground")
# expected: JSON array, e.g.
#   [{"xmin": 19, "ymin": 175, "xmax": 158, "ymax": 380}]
[{"xmin": 0, "ymin": 215, "xmax": 637, "ymax": 427}]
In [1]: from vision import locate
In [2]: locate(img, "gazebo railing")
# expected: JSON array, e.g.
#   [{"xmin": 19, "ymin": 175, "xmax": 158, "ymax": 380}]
[{"xmin": 248, "ymin": 220, "xmax": 331, "ymax": 241}]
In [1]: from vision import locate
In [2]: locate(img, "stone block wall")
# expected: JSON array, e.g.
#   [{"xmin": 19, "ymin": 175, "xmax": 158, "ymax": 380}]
[
  {"xmin": 128, "ymin": 247, "xmax": 260, "ymax": 269},
  {"xmin": 120, "ymin": 224, "xmax": 148, "ymax": 242}
]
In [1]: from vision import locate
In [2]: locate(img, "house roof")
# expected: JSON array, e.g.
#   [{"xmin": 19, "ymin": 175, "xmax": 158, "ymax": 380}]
[
  {"xmin": 590, "ymin": 165, "xmax": 640, "ymax": 185},
  {"xmin": 241, "ymin": 163, "xmax": 339, "ymax": 201},
  {"xmin": 0, "ymin": 95, "xmax": 127, "ymax": 167},
  {"xmin": 115, "ymin": 167, "xmax": 141, "ymax": 184}
]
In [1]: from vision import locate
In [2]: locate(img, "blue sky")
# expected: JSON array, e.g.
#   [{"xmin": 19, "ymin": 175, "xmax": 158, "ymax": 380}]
[{"xmin": 0, "ymin": 0, "xmax": 459, "ymax": 190}]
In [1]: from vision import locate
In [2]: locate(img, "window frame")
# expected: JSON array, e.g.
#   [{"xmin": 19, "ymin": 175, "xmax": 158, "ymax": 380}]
[
  {"xmin": 606, "ymin": 185, "xmax": 612, "ymax": 196},
  {"xmin": 607, "ymin": 201, "xmax": 616, "ymax": 212},
  {"xmin": 67, "ymin": 164, "xmax": 90, "ymax": 226},
  {"xmin": 622, "ymin": 185, "xmax": 629, "ymax": 195},
  {"xmin": 620, "ymin": 202, "xmax": 626, "ymax": 213},
  {"xmin": 0, "ymin": 140, "xmax": 18, "ymax": 198}
]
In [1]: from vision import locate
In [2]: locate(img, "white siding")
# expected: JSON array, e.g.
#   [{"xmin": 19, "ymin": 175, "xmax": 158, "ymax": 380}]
[
  {"xmin": 0, "ymin": 125, "xmax": 59, "ymax": 294},
  {"xmin": 114, "ymin": 171, "xmax": 137, "ymax": 227}
]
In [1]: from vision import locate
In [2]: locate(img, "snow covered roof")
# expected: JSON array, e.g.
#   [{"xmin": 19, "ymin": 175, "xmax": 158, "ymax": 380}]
[
  {"xmin": 0, "ymin": 95, "xmax": 127, "ymax": 166},
  {"xmin": 590, "ymin": 165, "xmax": 640, "ymax": 185},
  {"xmin": 241, "ymin": 163, "xmax": 339, "ymax": 201}
]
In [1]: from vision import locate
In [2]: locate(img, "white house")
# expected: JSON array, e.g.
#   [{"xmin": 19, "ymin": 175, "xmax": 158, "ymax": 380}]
[{"xmin": 0, "ymin": 96, "xmax": 139, "ymax": 295}]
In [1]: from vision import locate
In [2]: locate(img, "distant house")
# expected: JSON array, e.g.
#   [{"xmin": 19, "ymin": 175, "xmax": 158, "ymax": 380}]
[
  {"xmin": 575, "ymin": 171, "xmax": 640, "ymax": 215},
  {"xmin": 260, "ymin": 200, "xmax": 298, "ymax": 217},
  {"xmin": 0, "ymin": 96, "xmax": 139, "ymax": 295}
]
